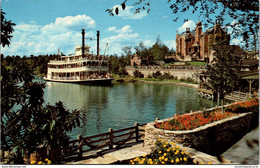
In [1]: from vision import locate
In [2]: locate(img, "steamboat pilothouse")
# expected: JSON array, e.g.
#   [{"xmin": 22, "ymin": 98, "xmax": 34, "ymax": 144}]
[{"xmin": 44, "ymin": 29, "xmax": 113, "ymax": 84}]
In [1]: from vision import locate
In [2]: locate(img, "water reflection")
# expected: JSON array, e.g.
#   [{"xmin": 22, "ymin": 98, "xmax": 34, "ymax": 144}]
[{"xmin": 43, "ymin": 82, "xmax": 214, "ymax": 139}]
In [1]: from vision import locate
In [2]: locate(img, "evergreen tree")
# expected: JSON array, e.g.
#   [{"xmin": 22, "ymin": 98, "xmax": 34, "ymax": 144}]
[{"xmin": 207, "ymin": 37, "xmax": 242, "ymax": 106}]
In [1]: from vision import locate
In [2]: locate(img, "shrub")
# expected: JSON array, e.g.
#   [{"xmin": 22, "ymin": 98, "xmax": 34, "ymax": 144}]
[
  {"xmin": 147, "ymin": 74, "xmax": 153, "ymax": 78},
  {"xmin": 152, "ymin": 71, "xmax": 162, "ymax": 79},
  {"xmin": 162, "ymin": 72, "xmax": 174, "ymax": 80},
  {"xmin": 133, "ymin": 70, "xmax": 144, "ymax": 78},
  {"xmin": 186, "ymin": 77, "xmax": 194, "ymax": 83},
  {"xmin": 118, "ymin": 67, "xmax": 128, "ymax": 77},
  {"xmin": 129, "ymin": 139, "xmax": 194, "ymax": 165}
]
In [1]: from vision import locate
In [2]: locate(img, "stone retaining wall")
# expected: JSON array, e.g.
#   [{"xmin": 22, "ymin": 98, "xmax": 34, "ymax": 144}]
[
  {"xmin": 144, "ymin": 110, "xmax": 258, "ymax": 155},
  {"xmin": 126, "ymin": 68, "xmax": 202, "ymax": 82}
]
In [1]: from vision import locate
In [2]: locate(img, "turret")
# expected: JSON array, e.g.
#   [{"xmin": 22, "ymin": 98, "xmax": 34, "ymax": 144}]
[{"xmin": 195, "ymin": 21, "xmax": 202, "ymax": 42}]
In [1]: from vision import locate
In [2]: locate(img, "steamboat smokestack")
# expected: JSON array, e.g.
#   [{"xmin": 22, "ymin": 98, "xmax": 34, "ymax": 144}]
[
  {"xmin": 82, "ymin": 29, "xmax": 85, "ymax": 58},
  {"xmin": 97, "ymin": 30, "xmax": 100, "ymax": 56}
]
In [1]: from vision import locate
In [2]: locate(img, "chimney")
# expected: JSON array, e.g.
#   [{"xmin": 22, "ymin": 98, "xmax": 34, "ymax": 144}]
[
  {"xmin": 186, "ymin": 28, "xmax": 190, "ymax": 33},
  {"xmin": 97, "ymin": 30, "xmax": 100, "ymax": 56},
  {"xmin": 82, "ymin": 29, "xmax": 85, "ymax": 57}
]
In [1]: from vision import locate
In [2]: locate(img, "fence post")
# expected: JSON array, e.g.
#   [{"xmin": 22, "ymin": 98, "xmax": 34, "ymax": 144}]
[
  {"xmin": 109, "ymin": 128, "xmax": 113, "ymax": 149},
  {"xmin": 134, "ymin": 122, "xmax": 139, "ymax": 142},
  {"xmin": 77, "ymin": 135, "xmax": 83, "ymax": 159}
]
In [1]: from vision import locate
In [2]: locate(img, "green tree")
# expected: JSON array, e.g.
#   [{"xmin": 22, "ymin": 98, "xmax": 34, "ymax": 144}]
[
  {"xmin": 207, "ymin": 38, "xmax": 242, "ymax": 107},
  {"xmin": 122, "ymin": 46, "xmax": 132, "ymax": 65},
  {"xmin": 150, "ymin": 35, "xmax": 170, "ymax": 61},
  {"xmin": 134, "ymin": 42, "xmax": 152, "ymax": 65},
  {"xmin": 1, "ymin": 62, "xmax": 81, "ymax": 163},
  {"xmin": 108, "ymin": 55, "xmax": 120, "ymax": 73},
  {"xmin": 1, "ymin": 9, "xmax": 16, "ymax": 47}
]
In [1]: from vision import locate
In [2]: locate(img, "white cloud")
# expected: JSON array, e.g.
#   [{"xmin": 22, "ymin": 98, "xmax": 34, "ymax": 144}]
[
  {"xmin": 106, "ymin": 26, "xmax": 116, "ymax": 32},
  {"xmin": 15, "ymin": 23, "xmax": 41, "ymax": 33},
  {"xmin": 164, "ymin": 40, "xmax": 176, "ymax": 50},
  {"xmin": 143, "ymin": 40, "xmax": 153, "ymax": 48},
  {"xmin": 177, "ymin": 20, "xmax": 196, "ymax": 33},
  {"xmin": 231, "ymin": 37, "xmax": 244, "ymax": 45},
  {"xmin": 162, "ymin": 16, "xmax": 168, "ymax": 19},
  {"xmin": 112, "ymin": 5, "xmax": 147, "ymax": 20},
  {"xmin": 1, "ymin": 15, "xmax": 97, "ymax": 56},
  {"xmin": 101, "ymin": 25, "xmax": 139, "ymax": 55},
  {"xmin": 121, "ymin": 25, "xmax": 132, "ymax": 33},
  {"xmin": 106, "ymin": 25, "xmax": 133, "ymax": 34},
  {"xmin": 55, "ymin": 15, "xmax": 96, "ymax": 30},
  {"xmin": 41, "ymin": 15, "xmax": 96, "ymax": 35},
  {"xmin": 102, "ymin": 33, "xmax": 139, "ymax": 43}
]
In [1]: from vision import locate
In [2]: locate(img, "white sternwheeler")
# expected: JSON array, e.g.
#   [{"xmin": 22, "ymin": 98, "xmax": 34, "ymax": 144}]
[
  {"xmin": 44, "ymin": 29, "xmax": 113, "ymax": 85},
  {"xmin": 43, "ymin": 45, "xmax": 112, "ymax": 84}
]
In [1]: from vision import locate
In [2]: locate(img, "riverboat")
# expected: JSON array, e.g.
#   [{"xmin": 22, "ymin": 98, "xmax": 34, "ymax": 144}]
[{"xmin": 44, "ymin": 44, "xmax": 113, "ymax": 84}]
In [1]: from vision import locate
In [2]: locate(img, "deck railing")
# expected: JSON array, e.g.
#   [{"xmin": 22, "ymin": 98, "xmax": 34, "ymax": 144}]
[{"xmin": 55, "ymin": 122, "xmax": 146, "ymax": 162}]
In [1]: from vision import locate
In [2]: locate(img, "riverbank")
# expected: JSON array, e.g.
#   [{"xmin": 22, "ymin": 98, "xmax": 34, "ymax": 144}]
[{"xmin": 112, "ymin": 76, "xmax": 199, "ymax": 89}]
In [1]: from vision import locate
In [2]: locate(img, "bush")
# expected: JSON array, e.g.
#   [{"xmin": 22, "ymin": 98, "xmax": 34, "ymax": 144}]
[
  {"xmin": 129, "ymin": 139, "xmax": 194, "ymax": 165},
  {"xmin": 186, "ymin": 77, "xmax": 194, "ymax": 83},
  {"xmin": 133, "ymin": 70, "xmax": 144, "ymax": 78},
  {"xmin": 118, "ymin": 67, "xmax": 128, "ymax": 77},
  {"xmin": 147, "ymin": 74, "xmax": 153, "ymax": 78},
  {"xmin": 162, "ymin": 72, "xmax": 174, "ymax": 80},
  {"xmin": 152, "ymin": 71, "xmax": 162, "ymax": 79}
]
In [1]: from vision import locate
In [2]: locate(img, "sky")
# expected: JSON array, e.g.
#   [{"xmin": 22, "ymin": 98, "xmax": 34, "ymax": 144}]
[{"xmin": 1, "ymin": 0, "xmax": 241, "ymax": 57}]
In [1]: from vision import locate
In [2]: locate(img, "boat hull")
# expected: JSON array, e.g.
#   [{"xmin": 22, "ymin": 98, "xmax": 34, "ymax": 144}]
[{"xmin": 43, "ymin": 77, "xmax": 113, "ymax": 85}]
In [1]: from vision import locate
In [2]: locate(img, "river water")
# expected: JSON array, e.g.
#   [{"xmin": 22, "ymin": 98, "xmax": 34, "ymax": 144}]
[{"xmin": 43, "ymin": 81, "xmax": 213, "ymax": 139}]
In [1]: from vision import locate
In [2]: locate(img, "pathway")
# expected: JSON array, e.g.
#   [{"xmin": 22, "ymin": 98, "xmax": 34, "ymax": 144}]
[{"xmin": 221, "ymin": 126, "xmax": 259, "ymax": 164}]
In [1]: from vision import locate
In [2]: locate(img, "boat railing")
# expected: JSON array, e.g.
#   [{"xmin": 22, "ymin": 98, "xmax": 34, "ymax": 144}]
[
  {"xmin": 47, "ymin": 66, "xmax": 108, "ymax": 71},
  {"xmin": 51, "ymin": 76, "xmax": 81, "ymax": 81},
  {"xmin": 50, "ymin": 75, "xmax": 113, "ymax": 81},
  {"xmin": 49, "ymin": 57, "xmax": 108, "ymax": 64}
]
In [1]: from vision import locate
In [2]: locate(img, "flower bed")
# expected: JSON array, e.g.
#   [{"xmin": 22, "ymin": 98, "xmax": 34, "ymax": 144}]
[
  {"xmin": 155, "ymin": 97, "xmax": 258, "ymax": 131},
  {"xmin": 155, "ymin": 111, "xmax": 237, "ymax": 131},
  {"xmin": 130, "ymin": 139, "xmax": 196, "ymax": 165},
  {"xmin": 145, "ymin": 98, "xmax": 259, "ymax": 155},
  {"xmin": 226, "ymin": 97, "xmax": 259, "ymax": 113}
]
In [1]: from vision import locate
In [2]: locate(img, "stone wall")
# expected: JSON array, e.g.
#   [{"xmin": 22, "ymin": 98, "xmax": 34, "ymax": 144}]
[
  {"xmin": 144, "ymin": 110, "xmax": 258, "ymax": 155},
  {"xmin": 126, "ymin": 68, "xmax": 202, "ymax": 82}
]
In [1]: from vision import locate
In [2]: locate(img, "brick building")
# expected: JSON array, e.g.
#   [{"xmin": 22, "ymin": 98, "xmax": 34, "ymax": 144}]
[{"xmin": 175, "ymin": 20, "xmax": 230, "ymax": 63}]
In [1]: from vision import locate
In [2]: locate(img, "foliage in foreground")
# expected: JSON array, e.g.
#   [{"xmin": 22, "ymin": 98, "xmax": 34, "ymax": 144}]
[
  {"xmin": 1, "ymin": 63, "xmax": 82, "ymax": 163},
  {"xmin": 30, "ymin": 158, "xmax": 52, "ymax": 165},
  {"xmin": 130, "ymin": 139, "xmax": 195, "ymax": 165}
]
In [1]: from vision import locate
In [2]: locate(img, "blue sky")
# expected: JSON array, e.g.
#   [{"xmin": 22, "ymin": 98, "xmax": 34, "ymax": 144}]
[{"xmin": 1, "ymin": 0, "xmax": 240, "ymax": 56}]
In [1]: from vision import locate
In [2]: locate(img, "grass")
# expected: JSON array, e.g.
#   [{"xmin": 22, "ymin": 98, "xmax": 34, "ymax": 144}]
[
  {"xmin": 112, "ymin": 75, "xmax": 198, "ymax": 85},
  {"xmin": 187, "ymin": 62, "xmax": 207, "ymax": 66}
]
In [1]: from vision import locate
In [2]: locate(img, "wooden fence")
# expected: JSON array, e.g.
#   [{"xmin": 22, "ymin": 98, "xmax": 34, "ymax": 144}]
[
  {"xmin": 55, "ymin": 122, "xmax": 146, "ymax": 162},
  {"xmin": 1, "ymin": 123, "xmax": 146, "ymax": 164}
]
